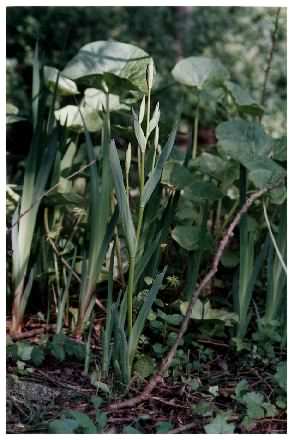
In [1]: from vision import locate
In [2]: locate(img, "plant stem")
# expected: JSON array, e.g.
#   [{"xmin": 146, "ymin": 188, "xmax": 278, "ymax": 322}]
[
  {"xmin": 146, "ymin": 88, "xmax": 151, "ymax": 138},
  {"xmin": 127, "ymin": 256, "xmax": 135, "ymax": 334},
  {"xmin": 127, "ymin": 88, "xmax": 151, "ymax": 335},
  {"xmin": 261, "ymin": 7, "xmax": 281, "ymax": 108},
  {"xmin": 136, "ymin": 152, "xmax": 145, "ymax": 245},
  {"xmin": 192, "ymin": 103, "xmax": 199, "ymax": 160},
  {"xmin": 84, "ymin": 313, "xmax": 94, "ymax": 375}
]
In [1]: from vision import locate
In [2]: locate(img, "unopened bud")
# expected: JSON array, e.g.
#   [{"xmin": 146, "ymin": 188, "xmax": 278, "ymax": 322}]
[
  {"xmin": 146, "ymin": 60, "xmax": 154, "ymax": 90},
  {"xmin": 154, "ymin": 125, "xmax": 159, "ymax": 149},
  {"xmin": 139, "ymin": 95, "xmax": 145, "ymax": 124},
  {"xmin": 126, "ymin": 142, "xmax": 132, "ymax": 176}
]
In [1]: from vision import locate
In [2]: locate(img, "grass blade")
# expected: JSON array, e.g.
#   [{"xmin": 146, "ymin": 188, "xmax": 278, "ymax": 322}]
[
  {"xmin": 75, "ymin": 103, "xmax": 113, "ymax": 335},
  {"xmin": 141, "ymin": 124, "xmax": 177, "ymax": 208},
  {"xmin": 109, "ymin": 140, "xmax": 137, "ymax": 258},
  {"xmin": 128, "ymin": 267, "xmax": 167, "ymax": 367},
  {"xmin": 102, "ymin": 245, "xmax": 115, "ymax": 376},
  {"xmin": 32, "ymin": 42, "xmax": 40, "ymax": 131}
]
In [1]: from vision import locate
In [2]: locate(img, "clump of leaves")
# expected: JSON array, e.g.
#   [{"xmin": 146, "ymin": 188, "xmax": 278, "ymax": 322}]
[
  {"xmin": 7, "ymin": 334, "xmax": 86, "ymax": 369},
  {"xmin": 48, "ymin": 333, "xmax": 86, "ymax": 362},
  {"xmin": 7, "ymin": 340, "xmax": 45, "ymax": 367},
  {"xmin": 234, "ymin": 379, "xmax": 279, "ymax": 430},
  {"xmin": 204, "ymin": 412, "xmax": 235, "ymax": 434},
  {"xmin": 48, "ymin": 397, "xmax": 107, "ymax": 433}
]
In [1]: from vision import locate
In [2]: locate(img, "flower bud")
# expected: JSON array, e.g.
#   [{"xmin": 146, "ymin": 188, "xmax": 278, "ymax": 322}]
[
  {"xmin": 146, "ymin": 60, "xmax": 154, "ymax": 90},
  {"xmin": 139, "ymin": 95, "xmax": 145, "ymax": 124},
  {"xmin": 126, "ymin": 142, "xmax": 132, "ymax": 176}
]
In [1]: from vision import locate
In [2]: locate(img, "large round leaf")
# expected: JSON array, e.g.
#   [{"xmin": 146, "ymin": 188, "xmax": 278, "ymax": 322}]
[
  {"xmin": 183, "ymin": 180, "xmax": 223, "ymax": 202},
  {"xmin": 272, "ymin": 136, "xmax": 286, "ymax": 162},
  {"xmin": 161, "ymin": 161, "xmax": 194, "ymax": 189},
  {"xmin": 216, "ymin": 119, "xmax": 273, "ymax": 163},
  {"xmin": 84, "ymin": 88, "xmax": 123, "ymax": 112},
  {"xmin": 191, "ymin": 152, "xmax": 239, "ymax": 189},
  {"xmin": 223, "ymin": 80, "xmax": 263, "ymax": 116},
  {"xmin": 62, "ymin": 41, "xmax": 152, "ymax": 94},
  {"xmin": 171, "ymin": 225, "xmax": 201, "ymax": 251},
  {"xmin": 54, "ymin": 104, "xmax": 102, "ymax": 132},
  {"xmin": 171, "ymin": 225, "xmax": 212, "ymax": 251},
  {"xmin": 44, "ymin": 66, "xmax": 79, "ymax": 96},
  {"xmin": 172, "ymin": 56, "xmax": 229, "ymax": 90},
  {"xmin": 216, "ymin": 120, "xmax": 285, "ymax": 188},
  {"xmin": 245, "ymin": 158, "xmax": 286, "ymax": 189},
  {"xmin": 180, "ymin": 300, "xmax": 238, "ymax": 325}
]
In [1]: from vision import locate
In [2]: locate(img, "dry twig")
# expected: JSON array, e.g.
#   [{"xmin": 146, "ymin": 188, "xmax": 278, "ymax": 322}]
[{"xmin": 261, "ymin": 7, "xmax": 282, "ymax": 107}]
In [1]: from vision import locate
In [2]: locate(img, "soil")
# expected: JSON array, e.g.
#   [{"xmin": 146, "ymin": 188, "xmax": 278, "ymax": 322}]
[{"xmin": 6, "ymin": 328, "xmax": 287, "ymax": 434}]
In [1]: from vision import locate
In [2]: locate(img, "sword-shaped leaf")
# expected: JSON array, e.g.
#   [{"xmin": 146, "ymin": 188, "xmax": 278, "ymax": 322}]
[
  {"xmin": 141, "ymin": 124, "xmax": 177, "ymax": 208},
  {"xmin": 128, "ymin": 267, "xmax": 167, "ymax": 367},
  {"xmin": 109, "ymin": 140, "xmax": 137, "ymax": 258}
]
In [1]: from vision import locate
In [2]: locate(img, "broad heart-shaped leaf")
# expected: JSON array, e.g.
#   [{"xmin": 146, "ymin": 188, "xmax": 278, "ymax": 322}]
[
  {"xmin": 216, "ymin": 120, "xmax": 285, "ymax": 188},
  {"xmin": 274, "ymin": 361, "xmax": 287, "ymax": 391},
  {"xmin": 242, "ymin": 392, "xmax": 265, "ymax": 420},
  {"xmin": 109, "ymin": 140, "xmax": 137, "ymax": 258},
  {"xmin": 49, "ymin": 418, "xmax": 79, "ymax": 433},
  {"xmin": 223, "ymin": 80, "xmax": 264, "ymax": 116},
  {"xmin": 245, "ymin": 157, "xmax": 286, "ymax": 189},
  {"xmin": 172, "ymin": 56, "xmax": 229, "ymax": 90},
  {"xmin": 62, "ymin": 41, "xmax": 152, "ymax": 94},
  {"xmin": 216, "ymin": 119, "xmax": 273, "ymax": 163},
  {"xmin": 190, "ymin": 152, "xmax": 239, "ymax": 189},
  {"xmin": 204, "ymin": 414, "xmax": 235, "ymax": 434},
  {"xmin": 134, "ymin": 355, "xmax": 155, "ymax": 379},
  {"xmin": 16, "ymin": 342, "xmax": 33, "ymax": 361},
  {"xmin": 123, "ymin": 426, "xmax": 142, "ymax": 434},
  {"xmin": 183, "ymin": 180, "xmax": 223, "ymax": 202},
  {"xmin": 272, "ymin": 136, "xmax": 287, "ymax": 162},
  {"xmin": 180, "ymin": 300, "xmax": 238, "ymax": 326},
  {"xmin": 66, "ymin": 410, "xmax": 97, "ymax": 433},
  {"xmin": 31, "ymin": 346, "xmax": 45, "ymax": 366},
  {"xmin": 162, "ymin": 161, "xmax": 194, "ymax": 189},
  {"xmin": 54, "ymin": 104, "xmax": 102, "ymax": 132},
  {"xmin": 156, "ymin": 421, "xmax": 174, "ymax": 433},
  {"xmin": 171, "ymin": 225, "xmax": 212, "ymax": 252},
  {"xmin": 44, "ymin": 66, "xmax": 79, "ymax": 96},
  {"xmin": 84, "ymin": 88, "xmax": 122, "ymax": 112}
]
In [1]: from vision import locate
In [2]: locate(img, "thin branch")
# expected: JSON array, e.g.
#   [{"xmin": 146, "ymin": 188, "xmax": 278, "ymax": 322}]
[
  {"xmin": 107, "ymin": 186, "xmax": 269, "ymax": 411},
  {"xmin": 261, "ymin": 7, "xmax": 281, "ymax": 107}
]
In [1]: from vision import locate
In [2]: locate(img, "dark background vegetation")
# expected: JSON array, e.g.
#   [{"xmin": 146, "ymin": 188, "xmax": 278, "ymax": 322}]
[{"xmin": 6, "ymin": 6, "xmax": 286, "ymax": 135}]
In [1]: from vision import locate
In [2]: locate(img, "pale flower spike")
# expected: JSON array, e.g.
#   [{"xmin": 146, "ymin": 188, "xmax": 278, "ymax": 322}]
[
  {"xmin": 139, "ymin": 96, "xmax": 146, "ymax": 124},
  {"xmin": 126, "ymin": 142, "xmax": 132, "ymax": 177},
  {"xmin": 155, "ymin": 125, "xmax": 159, "ymax": 149},
  {"xmin": 147, "ymin": 60, "xmax": 154, "ymax": 90}
]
